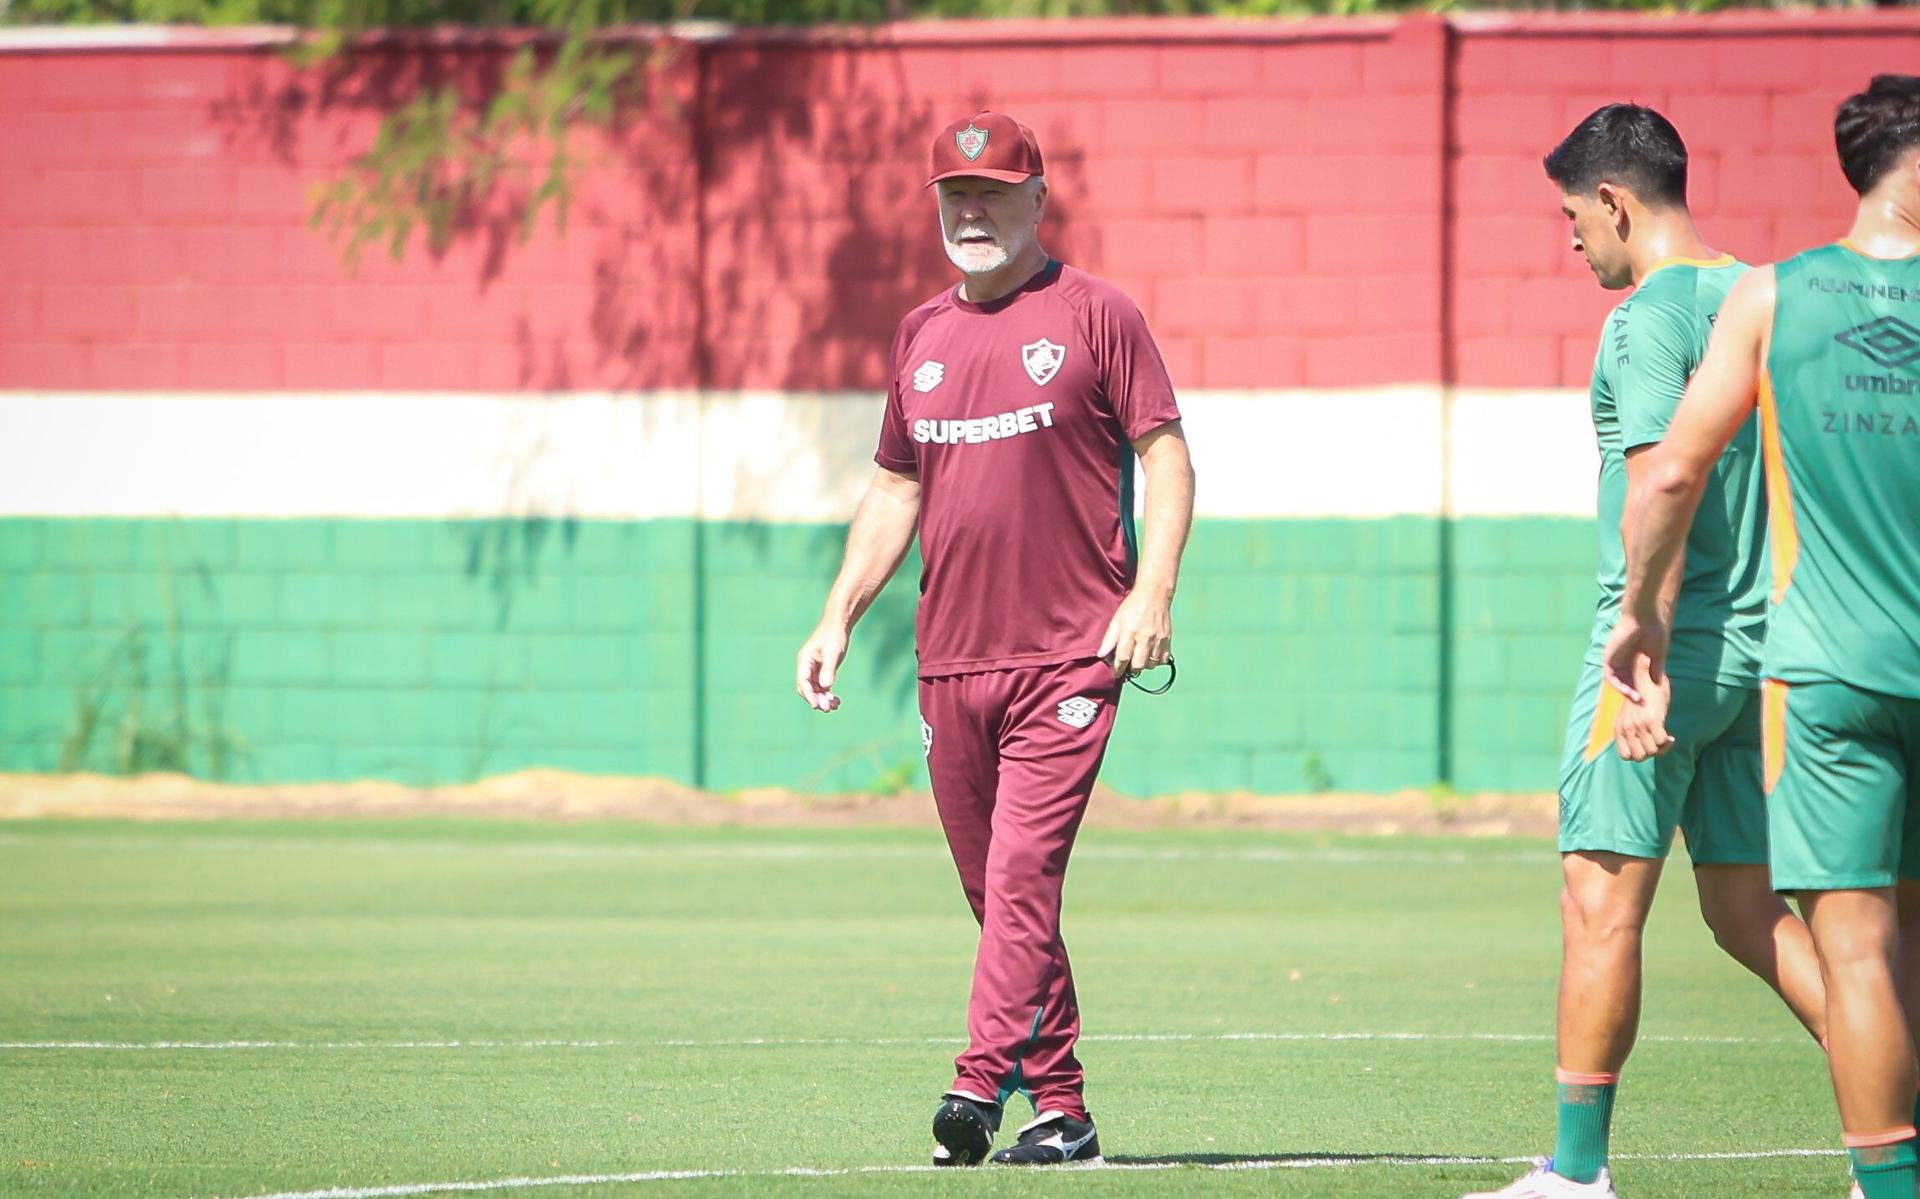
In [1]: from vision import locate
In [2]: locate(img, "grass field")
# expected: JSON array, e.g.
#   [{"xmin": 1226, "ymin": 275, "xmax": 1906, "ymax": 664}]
[{"xmin": 0, "ymin": 818, "xmax": 1854, "ymax": 1198}]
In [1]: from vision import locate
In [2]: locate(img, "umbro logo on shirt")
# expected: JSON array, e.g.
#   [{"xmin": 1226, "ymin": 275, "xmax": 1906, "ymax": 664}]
[
  {"xmin": 1057, "ymin": 696, "xmax": 1101, "ymax": 729},
  {"xmin": 912, "ymin": 361, "xmax": 945, "ymax": 392},
  {"xmin": 1835, "ymin": 316, "xmax": 1920, "ymax": 369}
]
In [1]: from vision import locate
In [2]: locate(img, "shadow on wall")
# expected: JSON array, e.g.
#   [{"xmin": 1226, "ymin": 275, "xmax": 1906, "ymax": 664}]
[
  {"xmin": 207, "ymin": 39, "xmax": 696, "ymax": 391},
  {"xmin": 210, "ymin": 47, "xmax": 532, "ymax": 294},
  {"xmin": 204, "ymin": 40, "xmax": 681, "ymax": 653},
  {"xmin": 459, "ymin": 516, "xmax": 581, "ymax": 627},
  {"xmin": 699, "ymin": 41, "xmax": 1092, "ymax": 392},
  {"xmin": 57, "ymin": 523, "xmax": 245, "ymax": 780}
]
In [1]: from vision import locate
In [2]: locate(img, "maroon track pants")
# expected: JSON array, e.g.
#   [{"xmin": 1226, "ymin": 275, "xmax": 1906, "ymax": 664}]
[{"xmin": 918, "ymin": 657, "xmax": 1122, "ymax": 1121}]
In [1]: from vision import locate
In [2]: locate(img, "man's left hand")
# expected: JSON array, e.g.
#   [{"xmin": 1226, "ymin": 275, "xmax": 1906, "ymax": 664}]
[
  {"xmin": 1098, "ymin": 590, "xmax": 1171, "ymax": 679},
  {"xmin": 1601, "ymin": 612, "xmax": 1670, "ymax": 706}
]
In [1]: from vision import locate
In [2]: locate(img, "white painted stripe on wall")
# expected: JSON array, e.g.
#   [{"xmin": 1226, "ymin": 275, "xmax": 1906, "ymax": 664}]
[
  {"xmin": 696, "ymin": 390, "xmax": 885, "ymax": 523},
  {"xmin": 0, "ymin": 392, "xmax": 707, "ymax": 522},
  {"xmin": 1179, "ymin": 387, "xmax": 1444, "ymax": 518},
  {"xmin": 0, "ymin": 389, "xmax": 1595, "ymax": 522},
  {"xmin": 0, "ymin": 25, "xmax": 299, "ymax": 49},
  {"xmin": 1447, "ymin": 389, "xmax": 1597, "ymax": 518}
]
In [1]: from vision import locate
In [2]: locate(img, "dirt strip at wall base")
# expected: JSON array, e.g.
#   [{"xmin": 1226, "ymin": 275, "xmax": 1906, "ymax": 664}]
[{"xmin": 0, "ymin": 771, "xmax": 1557, "ymax": 838}]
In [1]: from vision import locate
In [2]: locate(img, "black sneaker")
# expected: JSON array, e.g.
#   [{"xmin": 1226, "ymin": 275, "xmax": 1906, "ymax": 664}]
[
  {"xmin": 988, "ymin": 1111, "xmax": 1102, "ymax": 1165},
  {"xmin": 931, "ymin": 1091, "xmax": 1001, "ymax": 1167}
]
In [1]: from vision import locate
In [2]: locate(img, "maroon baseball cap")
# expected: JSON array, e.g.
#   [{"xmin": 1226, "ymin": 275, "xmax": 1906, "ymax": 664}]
[{"xmin": 927, "ymin": 111, "xmax": 1045, "ymax": 186}]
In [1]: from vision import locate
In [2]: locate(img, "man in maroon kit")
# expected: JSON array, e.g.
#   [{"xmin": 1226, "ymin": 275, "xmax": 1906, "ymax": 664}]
[{"xmin": 795, "ymin": 111, "xmax": 1196, "ymax": 1167}]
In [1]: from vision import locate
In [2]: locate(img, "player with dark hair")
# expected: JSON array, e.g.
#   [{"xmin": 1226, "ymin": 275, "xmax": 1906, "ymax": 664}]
[
  {"xmin": 1603, "ymin": 76, "xmax": 1920, "ymax": 1199},
  {"xmin": 1542, "ymin": 102, "xmax": 1691, "ymax": 210},
  {"xmin": 794, "ymin": 111, "xmax": 1195, "ymax": 1168},
  {"xmin": 1466, "ymin": 103, "xmax": 1828, "ymax": 1199}
]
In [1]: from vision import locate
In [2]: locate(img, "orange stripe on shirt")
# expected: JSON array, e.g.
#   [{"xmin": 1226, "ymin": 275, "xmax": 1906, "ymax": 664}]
[
  {"xmin": 1757, "ymin": 370, "xmax": 1800, "ymax": 605},
  {"xmin": 1763, "ymin": 679, "xmax": 1790, "ymax": 795},
  {"xmin": 1642, "ymin": 252, "xmax": 1739, "ymax": 278}
]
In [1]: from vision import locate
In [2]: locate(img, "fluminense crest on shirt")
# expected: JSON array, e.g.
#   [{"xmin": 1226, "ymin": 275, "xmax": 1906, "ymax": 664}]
[
  {"xmin": 1022, "ymin": 339, "xmax": 1065, "ymax": 386},
  {"xmin": 956, "ymin": 124, "xmax": 989, "ymax": 162},
  {"xmin": 913, "ymin": 360, "xmax": 945, "ymax": 393},
  {"xmin": 1056, "ymin": 696, "xmax": 1100, "ymax": 729}
]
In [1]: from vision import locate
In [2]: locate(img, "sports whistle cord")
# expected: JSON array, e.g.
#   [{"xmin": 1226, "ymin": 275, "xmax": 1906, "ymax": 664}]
[{"xmin": 1126, "ymin": 656, "xmax": 1176, "ymax": 695}]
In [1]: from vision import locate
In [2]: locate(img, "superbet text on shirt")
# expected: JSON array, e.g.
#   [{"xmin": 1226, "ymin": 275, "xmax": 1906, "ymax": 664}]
[{"xmin": 875, "ymin": 261, "xmax": 1182, "ymax": 678}]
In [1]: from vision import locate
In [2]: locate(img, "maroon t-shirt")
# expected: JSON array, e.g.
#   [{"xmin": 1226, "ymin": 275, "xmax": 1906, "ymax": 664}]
[{"xmin": 875, "ymin": 261, "xmax": 1181, "ymax": 677}]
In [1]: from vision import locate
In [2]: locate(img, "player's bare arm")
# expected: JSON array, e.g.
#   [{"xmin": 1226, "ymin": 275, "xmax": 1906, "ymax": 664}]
[
  {"xmin": 1603, "ymin": 265, "xmax": 1776, "ymax": 702},
  {"xmin": 796, "ymin": 465, "xmax": 921, "ymax": 713},
  {"xmin": 1098, "ymin": 419, "xmax": 1194, "ymax": 679},
  {"xmin": 1610, "ymin": 444, "xmax": 1687, "ymax": 762}
]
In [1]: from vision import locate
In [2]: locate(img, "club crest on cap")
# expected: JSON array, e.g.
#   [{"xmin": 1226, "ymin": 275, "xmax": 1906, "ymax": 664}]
[{"xmin": 956, "ymin": 124, "xmax": 989, "ymax": 162}]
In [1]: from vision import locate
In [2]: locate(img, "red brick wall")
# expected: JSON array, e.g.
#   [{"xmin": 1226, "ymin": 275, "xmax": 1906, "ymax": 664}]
[
  {"xmin": 2, "ymin": 15, "xmax": 1917, "ymax": 395},
  {"xmin": 0, "ymin": 37, "xmax": 702, "ymax": 392},
  {"xmin": 697, "ymin": 20, "xmax": 1442, "ymax": 390},
  {"xmin": 1450, "ymin": 14, "xmax": 1920, "ymax": 389}
]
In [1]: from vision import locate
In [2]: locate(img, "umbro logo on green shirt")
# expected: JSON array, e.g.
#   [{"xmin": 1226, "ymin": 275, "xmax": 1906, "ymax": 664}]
[
  {"xmin": 1831, "ymin": 316, "xmax": 1920, "ymax": 402},
  {"xmin": 1834, "ymin": 315, "xmax": 1920, "ymax": 369}
]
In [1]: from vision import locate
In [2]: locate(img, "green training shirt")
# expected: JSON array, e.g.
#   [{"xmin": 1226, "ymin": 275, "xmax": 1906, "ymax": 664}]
[
  {"xmin": 1585, "ymin": 254, "xmax": 1767, "ymax": 686},
  {"xmin": 1762, "ymin": 242, "xmax": 1920, "ymax": 699}
]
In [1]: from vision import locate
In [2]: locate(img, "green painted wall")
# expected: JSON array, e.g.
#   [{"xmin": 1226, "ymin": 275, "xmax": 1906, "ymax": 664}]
[
  {"xmin": 1449, "ymin": 519, "xmax": 1598, "ymax": 793},
  {"xmin": 0, "ymin": 516, "xmax": 1593, "ymax": 795}
]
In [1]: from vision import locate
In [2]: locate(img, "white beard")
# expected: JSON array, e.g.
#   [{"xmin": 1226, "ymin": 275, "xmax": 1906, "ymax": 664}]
[{"xmin": 943, "ymin": 221, "xmax": 1033, "ymax": 277}]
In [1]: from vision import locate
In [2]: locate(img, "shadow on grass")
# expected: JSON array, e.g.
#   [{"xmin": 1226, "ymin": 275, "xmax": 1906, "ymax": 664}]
[{"xmin": 1104, "ymin": 1152, "xmax": 1500, "ymax": 1167}]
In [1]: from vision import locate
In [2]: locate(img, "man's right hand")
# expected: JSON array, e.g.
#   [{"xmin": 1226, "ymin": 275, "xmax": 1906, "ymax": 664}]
[
  {"xmin": 1614, "ymin": 653, "xmax": 1676, "ymax": 762},
  {"xmin": 796, "ymin": 622, "xmax": 850, "ymax": 713}
]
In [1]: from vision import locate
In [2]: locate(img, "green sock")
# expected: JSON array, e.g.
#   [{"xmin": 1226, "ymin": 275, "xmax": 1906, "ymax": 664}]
[
  {"xmin": 1850, "ymin": 1139, "xmax": 1918, "ymax": 1199},
  {"xmin": 1552, "ymin": 1072, "xmax": 1618, "ymax": 1185}
]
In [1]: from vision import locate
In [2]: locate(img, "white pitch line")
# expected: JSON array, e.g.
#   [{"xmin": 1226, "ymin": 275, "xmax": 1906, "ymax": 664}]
[
  {"xmin": 191, "ymin": 1147, "xmax": 1847, "ymax": 1199},
  {"xmin": 0, "ymin": 832, "xmax": 1544, "ymax": 867},
  {"xmin": 0, "ymin": 1030, "xmax": 1809, "ymax": 1051}
]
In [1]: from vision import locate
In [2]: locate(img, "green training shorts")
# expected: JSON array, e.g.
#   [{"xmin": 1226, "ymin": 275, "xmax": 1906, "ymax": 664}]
[
  {"xmin": 1763, "ymin": 678, "xmax": 1920, "ymax": 892},
  {"xmin": 1557, "ymin": 663, "xmax": 1767, "ymax": 865}
]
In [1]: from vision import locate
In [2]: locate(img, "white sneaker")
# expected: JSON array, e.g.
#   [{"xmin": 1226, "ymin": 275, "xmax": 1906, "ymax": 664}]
[{"xmin": 1462, "ymin": 1159, "xmax": 1618, "ymax": 1198}]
